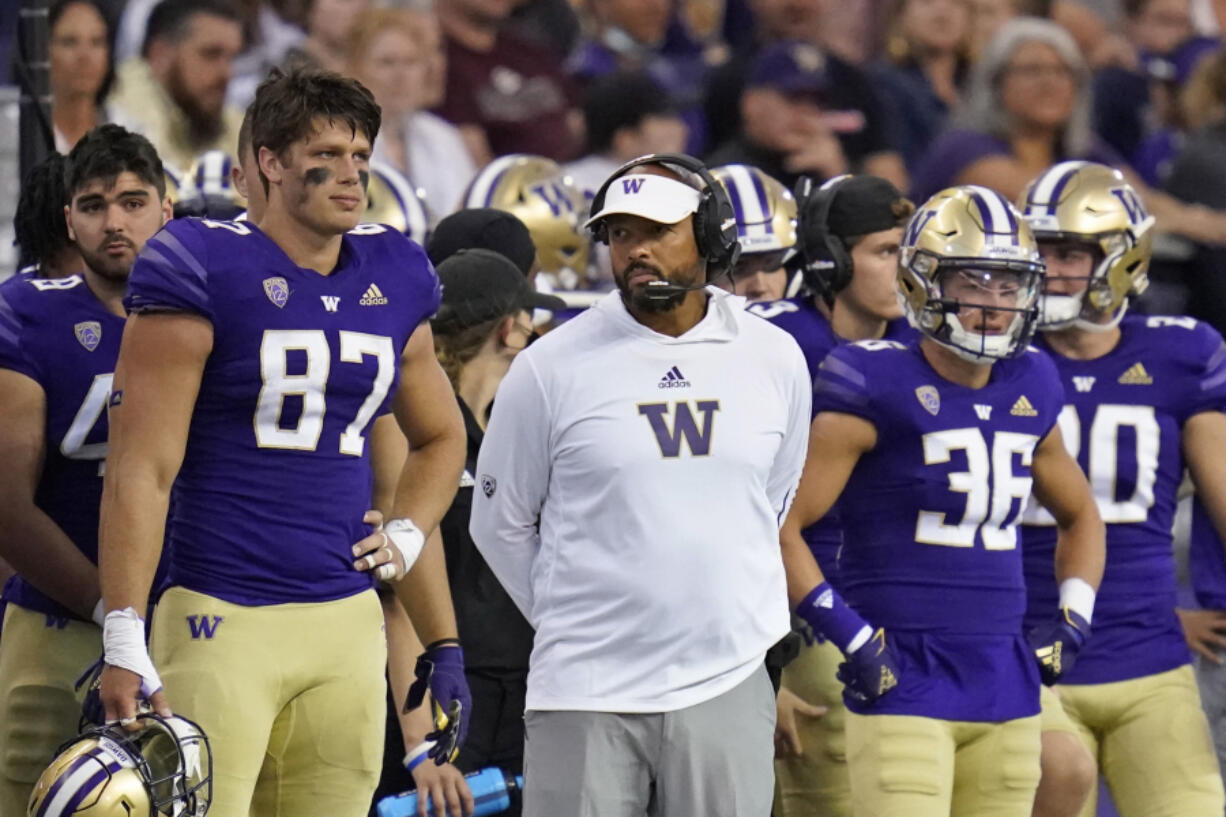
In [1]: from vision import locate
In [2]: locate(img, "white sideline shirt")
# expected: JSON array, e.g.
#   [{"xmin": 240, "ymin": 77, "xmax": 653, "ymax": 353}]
[{"xmin": 470, "ymin": 288, "xmax": 811, "ymax": 713}]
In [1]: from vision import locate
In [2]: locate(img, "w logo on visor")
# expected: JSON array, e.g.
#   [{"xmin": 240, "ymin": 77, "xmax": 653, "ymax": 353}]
[{"xmin": 622, "ymin": 178, "xmax": 646, "ymax": 194}]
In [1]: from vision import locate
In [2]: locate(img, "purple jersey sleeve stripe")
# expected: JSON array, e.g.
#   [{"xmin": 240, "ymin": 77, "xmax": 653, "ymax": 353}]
[
  {"xmin": 151, "ymin": 229, "xmax": 211, "ymax": 290},
  {"xmin": 0, "ymin": 289, "xmax": 23, "ymax": 351},
  {"xmin": 1201, "ymin": 342, "xmax": 1226, "ymax": 392},
  {"xmin": 135, "ymin": 246, "xmax": 211, "ymax": 306},
  {"xmin": 819, "ymin": 354, "xmax": 868, "ymax": 389}
]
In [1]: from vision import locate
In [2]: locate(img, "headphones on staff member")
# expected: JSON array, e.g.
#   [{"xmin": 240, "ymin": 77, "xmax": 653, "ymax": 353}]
[
  {"xmin": 793, "ymin": 174, "xmax": 854, "ymax": 304},
  {"xmin": 589, "ymin": 152, "xmax": 741, "ymax": 279}
]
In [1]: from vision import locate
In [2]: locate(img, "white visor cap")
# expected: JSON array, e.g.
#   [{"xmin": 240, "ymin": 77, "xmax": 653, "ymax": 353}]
[{"xmin": 585, "ymin": 174, "xmax": 702, "ymax": 228}]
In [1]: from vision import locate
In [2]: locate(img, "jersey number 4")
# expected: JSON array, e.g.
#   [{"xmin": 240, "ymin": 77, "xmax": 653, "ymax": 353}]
[
  {"xmin": 916, "ymin": 428, "xmax": 1039, "ymax": 550},
  {"xmin": 255, "ymin": 329, "xmax": 394, "ymax": 456}
]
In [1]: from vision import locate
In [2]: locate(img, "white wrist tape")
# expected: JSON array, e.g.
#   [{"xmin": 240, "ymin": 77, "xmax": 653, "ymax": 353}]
[
  {"xmin": 1059, "ymin": 577, "xmax": 1096, "ymax": 625},
  {"xmin": 91, "ymin": 599, "xmax": 106, "ymax": 628},
  {"xmin": 103, "ymin": 607, "xmax": 163, "ymax": 698},
  {"xmin": 386, "ymin": 518, "xmax": 427, "ymax": 573}
]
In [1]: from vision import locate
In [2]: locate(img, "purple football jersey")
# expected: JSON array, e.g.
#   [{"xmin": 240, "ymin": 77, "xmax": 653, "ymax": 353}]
[
  {"xmin": 748, "ymin": 295, "xmax": 914, "ymax": 586},
  {"xmin": 1022, "ymin": 315, "xmax": 1226, "ymax": 684},
  {"xmin": 125, "ymin": 218, "xmax": 440, "ymax": 605},
  {"xmin": 814, "ymin": 338, "xmax": 1063, "ymax": 720},
  {"xmin": 0, "ymin": 274, "xmax": 124, "ymax": 620}
]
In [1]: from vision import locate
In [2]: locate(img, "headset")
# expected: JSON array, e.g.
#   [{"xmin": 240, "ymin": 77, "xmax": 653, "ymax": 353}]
[
  {"xmin": 589, "ymin": 153, "xmax": 741, "ymax": 299},
  {"xmin": 793, "ymin": 174, "xmax": 854, "ymax": 305}
]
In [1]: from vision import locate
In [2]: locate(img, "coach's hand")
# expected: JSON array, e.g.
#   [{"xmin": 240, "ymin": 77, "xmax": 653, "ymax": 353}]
[
  {"xmin": 410, "ymin": 756, "xmax": 475, "ymax": 817},
  {"xmin": 1028, "ymin": 608, "xmax": 1090, "ymax": 685},
  {"xmin": 101, "ymin": 608, "xmax": 171, "ymax": 731},
  {"xmin": 837, "ymin": 628, "xmax": 900, "ymax": 704},
  {"xmin": 406, "ymin": 640, "xmax": 472, "ymax": 763}
]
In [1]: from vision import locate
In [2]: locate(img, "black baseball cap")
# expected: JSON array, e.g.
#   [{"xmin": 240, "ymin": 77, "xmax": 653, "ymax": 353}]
[
  {"xmin": 427, "ymin": 208, "xmax": 538, "ymax": 277},
  {"xmin": 433, "ymin": 249, "xmax": 566, "ymax": 332}
]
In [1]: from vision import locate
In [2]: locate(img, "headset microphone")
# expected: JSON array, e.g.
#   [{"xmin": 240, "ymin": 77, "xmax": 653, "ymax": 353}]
[{"xmin": 641, "ymin": 279, "xmax": 709, "ymax": 301}]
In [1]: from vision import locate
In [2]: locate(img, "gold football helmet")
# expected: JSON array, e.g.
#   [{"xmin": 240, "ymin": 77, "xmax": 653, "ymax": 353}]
[
  {"xmin": 710, "ymin": 164, "xmax": 798, "ymax": 269},
  {"xmin": 463, "ymin": 155, "xmax": 591, "ymax": 288},
  {"xmin": 28, "ymin": 714, "xmax": 211, "ymax": 817},
  {"xmin": 366, "ymin": 159, "xmax": 430, "ymax": 245},
  {"xmin": 1018, "ymin": 161, "xmax": 1154, "ymax": 331},
  {"xmin": 173, "ymin": 150, "xmax": 247, "ymax": 220},
  {"xmin": 899, "ymin": 185, "xmax": 1045, "ymax": 362}
]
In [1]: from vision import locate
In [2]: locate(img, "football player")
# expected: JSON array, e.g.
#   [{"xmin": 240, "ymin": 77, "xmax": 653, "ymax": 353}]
[
  {"xmin": 13, "ymin": 151, "xmax": 82, "ymax": 279},
  {"xmin": 96, "ymin": 68, "xmax": 471, "ymax": 817},
  {"xmin": 1019, "ymin": 161, "xmax": 1226, "ymax": 817},
  {"xmin": 709, "ymin": 164, "xmax": 797, "ymax": 303},
  {"xmin": 462, "ymin": 154, "xmax": 591, "ymax": 291},
  {"xmin": 780, "ymin": 185, "xmax": 1106, "ymax": 817},
  {"xmin": 0, "ymin": 124, "xmax": 172, "ymax": 816},
  {"xmin": 747, "ymin": 173, "xmax": 914, "ymax": 817}
]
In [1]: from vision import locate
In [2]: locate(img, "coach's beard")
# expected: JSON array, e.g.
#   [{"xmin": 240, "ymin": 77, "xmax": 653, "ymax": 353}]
[{"xmin": 618, "ymin": 263, "xmax": 687, "ymax": 313}]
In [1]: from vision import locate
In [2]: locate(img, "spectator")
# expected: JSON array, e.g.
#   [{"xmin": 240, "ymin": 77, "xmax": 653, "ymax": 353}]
[
  {"xmin": 1165, "ymin": 49, "xmax": 1226, "ymax": 333},
  {"xmin": 347, "ymin": 8, "xmax": 477, "ymax": 220},
  {"xmin": 912, "ymin": 17, "xmax": 1226, "ymax": 242},
  {"xmin": 873, "ymin": 0, "xmax": 973, "ymax": 172},
  {"xmin": 49, "ymin": 0, "xmax": 114, "ymax": 153},
  {"xmin": 568, "ymin": 0, "xmax": 712, "ymax": 153},
  {"xmin": 703, "ymin": 0, "xmax": 825, "ymax": 148},
  {"xmin": 283, "ymin": 0, "xmax": 371, "ymax": 74},
  {"xmin": 565, "ymin": 71, "xmax": 689, "ymax": 200},
  {"xmin": 435, "ymin": 0, "xmax": 581, "ymax": 164},
  {"xmin": 1093, "ymin": 0, "xmax": 1195, "ymax": 162},
  {"xmin": 1131, "ymin": 35, "xmax": 1221, "ymax": 186},
  {"xmin": 426, "ymin": 249, "xmax": 564, "ymax": 816},
  {"xmin": 706, "ymin": 41, "xmax": 907, "ymax": 191},
  {"xmin": 13, "ymin": 153, "xmax": 82, "ymax": 279},
  {"xmin": 114, "ymin": 0, "xmax": 302, "ymax": 109},
  {"xmin": 107, "ymin": 0, "xmax": 244, "ymax": 174}
]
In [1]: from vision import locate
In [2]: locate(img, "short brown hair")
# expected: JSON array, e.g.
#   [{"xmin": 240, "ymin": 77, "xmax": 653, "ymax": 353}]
[{"xmin": 248, "ymin": 67, "xmax": 381, "ymax": 191}]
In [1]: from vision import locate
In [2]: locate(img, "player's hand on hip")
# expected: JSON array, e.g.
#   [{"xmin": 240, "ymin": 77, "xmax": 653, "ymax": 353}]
[
  {"xmin": 1028, "ymin": 608, "xmax": 1090, "ymax": 685},
  {"xmin": 409, "ymin": 756, "xmax": 475, "ymax": 817},
  {"xmin": 774, "ymin": 686, "xmax": 827, "ymax": 758},
  {"xmin": 1177, "ymin": 608, "xmax": 1226, "ymax": 665},
  {"xmin": 837, "ymin": 628, "xmax": 900, "ymax": 704},
  {"xmin": 405, "ymin": 640, "xmax": 473, "ymax": 762}
]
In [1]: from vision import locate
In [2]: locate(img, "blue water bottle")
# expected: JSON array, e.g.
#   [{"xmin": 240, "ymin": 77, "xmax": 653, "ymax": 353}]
[{"xmin": 376, "ymin": 767, "xmax": 523, "ymax": 817}]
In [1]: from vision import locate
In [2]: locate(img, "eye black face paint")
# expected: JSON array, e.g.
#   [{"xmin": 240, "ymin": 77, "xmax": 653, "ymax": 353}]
[
  {"xmin": 358, "ymin": 170, "xmax": 369, "ymax": 192},
  {"xmin": 303, "ymin": 167, "xmax": 331, "ymax": 186}
]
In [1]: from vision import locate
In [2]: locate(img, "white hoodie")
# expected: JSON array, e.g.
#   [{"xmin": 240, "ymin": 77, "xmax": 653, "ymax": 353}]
[{"xmin": 470, "ymin": 288, "xmax": 811, "ymax": 712}]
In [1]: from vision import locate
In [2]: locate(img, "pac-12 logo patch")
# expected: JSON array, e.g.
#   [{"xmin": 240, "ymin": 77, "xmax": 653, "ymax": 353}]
[
  {"xmin": 915, "ymin": 385, "xmax": 940, "ymax": 416},
  {"xmin": 263, "ymin": 276, "xmax": 290, "ymax": 308},
  {"xmin": 74, "ymin": 321, "xmax": 102, "ymax": 351},
  {"xmin": 480, "ymin": 475, "xmax": 497, "ymax": 497}
]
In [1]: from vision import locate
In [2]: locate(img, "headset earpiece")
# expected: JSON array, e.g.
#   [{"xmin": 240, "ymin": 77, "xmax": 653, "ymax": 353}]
[{"xmin": 797, "ymin": 174, "xmax": 855, "ymax": 301}]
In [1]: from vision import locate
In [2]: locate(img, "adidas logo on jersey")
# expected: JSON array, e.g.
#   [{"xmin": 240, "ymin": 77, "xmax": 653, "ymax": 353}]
[
  {"xmin": 1011, "ymin": 395, "xmax": 1038, "ymax": 417},
  {"xmin": 1118, "ymin": 362, "xmax": 1153, "ymax": 385},
  {"xmin": 359, "ymin": 283, "xmax": 388, "ymax": 306},
  {"xmin": 658, "ymin": 365, "xmax": 690, "ymax": 389}
]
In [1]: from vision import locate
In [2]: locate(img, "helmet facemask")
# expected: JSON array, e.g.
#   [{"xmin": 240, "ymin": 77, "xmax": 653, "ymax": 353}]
[{"xmin": 902, "ymin": 252, "xmax": 1043, "ymax": 362}]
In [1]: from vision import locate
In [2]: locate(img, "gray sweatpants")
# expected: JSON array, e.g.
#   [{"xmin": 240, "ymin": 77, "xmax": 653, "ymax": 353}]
[
  {"xmin": 521, "ymin": 665, "xmax": 776, "ymax": 817},
  {"xmin": 1196, "ymin": 654, "xmax": 1226, "ymax": 816}
]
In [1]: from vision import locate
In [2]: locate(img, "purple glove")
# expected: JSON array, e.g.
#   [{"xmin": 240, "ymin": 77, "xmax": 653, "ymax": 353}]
[
  {"xmin": 404, "ymin": 640, "xmax": 471, "ymax": 763},
  {"xmin": 1028, "ymin": 609, "xmax": 1090, "ymax": 686},
  {"xmin": 836, "ymin": 628, "xmax": 901, "ymax": 703},
  {"xmin": 796, "ymin": 582, "xmax": 900, "ymax": 704}
]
